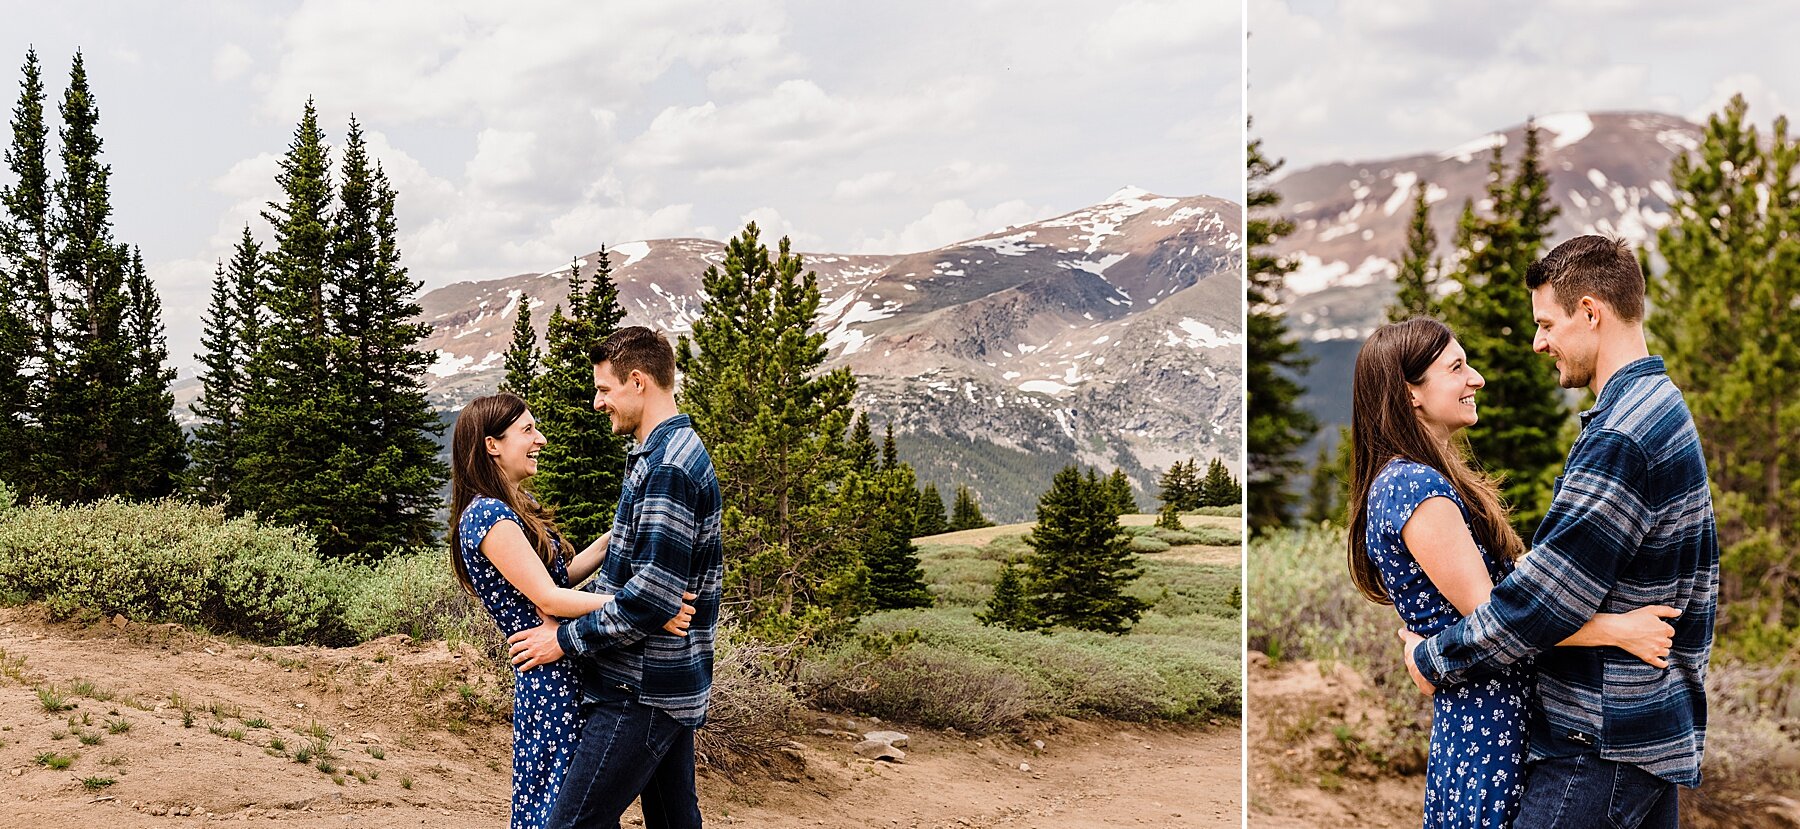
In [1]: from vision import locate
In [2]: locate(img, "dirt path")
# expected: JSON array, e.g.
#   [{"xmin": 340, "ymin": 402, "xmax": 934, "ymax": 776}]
[{"xmin": 0, "ymin": 608, "xmax": 1237, "ymax": 828}]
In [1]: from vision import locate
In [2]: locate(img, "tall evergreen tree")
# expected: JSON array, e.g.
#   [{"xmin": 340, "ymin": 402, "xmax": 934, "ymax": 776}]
[
  {"xmin": 676, "ymin": 223, "xmax": 868, "ymax": 642},
  {"xmin": 531, "ymin": 250, "xmax": 628, "ymax": 546},
  {"xmin": 1439, "ymin": 122, "xmax": 1569, "ymax": 536},
  {"xmin": 500, "ymin": 297, "xmax": 538, "ymax": 399},
  {"xmin": 881, "ymin": 423, "xmax": 899, "ymax": 470},
  {"xmin": 863, "ymin": 454, "xmax": 933, "ymax": 611},
  {"xmin": 848, "ymin": 412, "xmax": 876, "ymax": 472},
  {"xmin": 1389, "ymin": 178, "xmax": 1441, "ymax": 322},
  {"xmin": 1021, "ymin": 466, "xmax": 1148, "ymax": 634},
  {"xmin": 236, "ymin": 100, "xmax": 348, "ymax": 545},
  {"xmin": 315, "ymin": 118, "xmax": 445, "ymax": 556},
  {"xmin": 0, "ymin": 49, "xmax": 50, "ymax": 488},
  {"xmin": 1198, "ymin": 458, "xmax": 1241, "ymax": 509},
  {"xmin": 914, "ymin": 483, "xmax": 948, "ymax": 537},
  {"xmin": 1303, "ymin": 433, "xmax": 1348, "ymax": 526},
  {"xmin": 1105, "ymin": 468, "xmax": 1136, "ymax": 516},
  {"xmin": 1246, "ymin": 125, "xmax": 1317, "ymax": 532},
  {"xmin": 187, "ymin": 228, "xmax": 263, "ymax": 504},
  {"xmin": 1650, "ymin": 94, "xmax": 1800, "ymax": 629},
  {"xmin": 949, "ymin": 484, "xmax": 993, "ymax": 531},
  {"xmin": 1158, "ymin": 460, "xmax": 1198, "ymax": 511},
  {"xmin": 38, "ymin": 51, "xmax": 133, "ymax": 502},
  {"xmin": 116, "ymin": 245, "xmax": 185, "ymax": 497}
]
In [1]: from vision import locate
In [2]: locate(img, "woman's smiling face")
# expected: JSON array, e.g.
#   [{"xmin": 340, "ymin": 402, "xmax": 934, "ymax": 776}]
[
  {"xmin": 1409, "ymin": 337, "xmax": 1484, "ymax": 442},
  {"xmin": 486, "ymin": 407, "xmax": 547, "ymax": 485}
]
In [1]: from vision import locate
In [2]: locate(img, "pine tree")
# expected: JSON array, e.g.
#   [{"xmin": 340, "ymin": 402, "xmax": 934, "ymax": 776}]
[
  {"xmin": 116, "ymin": 245, "xmax": 185, "ymax": 497},
  {"xmin": 1389, "ymin": 178, "xmax": 1440, "ymax": 322},
  {"xmin": 0, "ymin": 49, "xmax": 50, "ymax": 489},
  {"xmin": 881, "ymin": 423, "xmax": 898, "ymax": 470},
  {"xmin": 500, "ymin": 297, "xmax": 538, "ymax": 399},
  {"xmin": 1198, "ymin": 458, "xmax": 1241, "ymax": 508},
  {"xmin": 1245, "ymin": 124, "xmax": 1317, "ymax": 533},
  {"xmin": 849, "ymin": 412, "xmax": 876, "ymax": 472},
  {"xmin": 1155, "ymin": 501, "xmax": 1184, "ymax": 531},
  {"xmin": 1105, "ymin": 468, "xmax": 1136, "ymax": 515},
  {"xmin": 977, "ymin": 564, "xmax": 1034, "ymax": 630},
  {"xmin": 38, "ymin": 52, "xmax": 134, "ymax": 503},
  {"xmin": 1021, "ymin": 466, "xmax": 1147, "ymax": 633},
  {"xmin": 676, "ymin": 222, "xmax": 868, "ymax": 642},
  {"xmin": 863, "ymin": 454, "xmax": 933, "ymax": 611},
  {"xmin": 1158, "ymin": 460, "xmax": 1198, "ymax": 511},
  {"xmin": 188, "ymin": 227, "xmax": 264, "ymax": 505},
  {"xmin": 531, "ymin": 250, "xmax": 628, "ymax": 547},
  {"xmin": 1439, "ymin": 122, "xmax": 1569, "ymax": 536},
  {"xmin": 914, "ymin": 483, "xmax": 948, "ymax": 537},
  {"xmin": 236, "ymin": 100, "xmax": 347, "ymax": 544},
  {"xmin": 1303, "ymin": 435, "xmax": 1346, "ymax": 526},
  {"xmin": 1649, "ymin": 94, "xmax": 1800, "ymax": 629},
  {"xmin": 314, "ymin": 118, "xmax": 445, "ymax": 556},
  {"xmin": 949, "ymin": 484, "xmax": 993, "ymax": 531}
]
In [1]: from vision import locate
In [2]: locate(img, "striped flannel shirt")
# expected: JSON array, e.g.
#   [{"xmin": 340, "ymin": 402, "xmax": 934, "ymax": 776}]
[
  {"xmin": 556, "ymin": 414, "xmax": 724, "ymax": 727},
  {"xmin": 1413, "ymin": 356, "xmax": 1719, "ymax": 787}
]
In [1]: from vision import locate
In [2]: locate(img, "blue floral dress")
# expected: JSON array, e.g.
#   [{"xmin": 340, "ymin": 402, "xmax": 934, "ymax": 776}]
[
  {"xmin": 1365, "ymin": 459, "xmax": 1531, "ymax": 829},
  {"xmin": 458, "ymin": 496, "xmax": 586, "ymax": 829}
]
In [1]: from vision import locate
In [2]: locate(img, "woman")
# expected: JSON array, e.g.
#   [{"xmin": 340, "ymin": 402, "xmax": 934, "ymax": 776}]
[
  {"xmin": 448, "ymin": 392, "xmax": 691, "ymax": 829},
  {"xmin": 1347, "ymin": 318, "xmax": 1676, "ymax": 829}
]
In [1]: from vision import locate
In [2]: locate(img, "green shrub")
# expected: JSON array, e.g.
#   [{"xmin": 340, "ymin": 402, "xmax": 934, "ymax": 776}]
[
  {"xmin": 803, "ymin": 608, "xmax": 1238, "ymax": 731},
  {"xmin": 1128, "ymin": 536, "xmax": 1171, "ymax": 553},
  {"xmin": 1194, "ymin": 505, "xmax": 1242, "ymax": 517},
  {"xmin": 1149, "ymin": 529, "xmax": 1205, "ymax": 546}
]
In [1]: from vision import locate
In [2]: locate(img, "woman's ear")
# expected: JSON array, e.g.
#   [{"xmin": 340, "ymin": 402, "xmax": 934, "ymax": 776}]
[{"xmin": 485, "ymin": 435, "xmax": 501, "ymax": 457}]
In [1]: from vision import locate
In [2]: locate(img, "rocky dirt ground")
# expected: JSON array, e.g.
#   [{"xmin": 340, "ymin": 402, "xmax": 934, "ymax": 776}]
[{"xmin": 0, "ymin": 606, "xmax": 1238, "ymax": 828}]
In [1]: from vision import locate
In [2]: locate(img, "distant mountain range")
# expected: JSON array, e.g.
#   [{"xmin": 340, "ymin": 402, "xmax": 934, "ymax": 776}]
[
  {"xmin": 1268, "ymin": 111, "xmax": 1700, "ymax": 443},
  {"xmin": 180, "ymin": 188, "xmax": 1245, "ymax": 523}
]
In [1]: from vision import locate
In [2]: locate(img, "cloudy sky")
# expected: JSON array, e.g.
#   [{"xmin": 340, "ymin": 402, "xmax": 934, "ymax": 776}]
[
  {"xmin": 2, "ymin": 0, "xmax": 1239, "ymax": 375},
  {"xmin": 1251, "ymin": 0, "xmax": 1800, "ymax": 170}
]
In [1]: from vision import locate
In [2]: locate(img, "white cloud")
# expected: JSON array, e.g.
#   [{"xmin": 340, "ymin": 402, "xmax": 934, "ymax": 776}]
[
  {"xmin": 853, "ymin": 198, "xmax": 1050, "ymax": 255},
  {"xmin": 624, "ymin": 78, "xmax": 991, "ymax": 182},
  {"xmin": 212, "ymin": 44, "xmax": 253, "ymax": 83}
]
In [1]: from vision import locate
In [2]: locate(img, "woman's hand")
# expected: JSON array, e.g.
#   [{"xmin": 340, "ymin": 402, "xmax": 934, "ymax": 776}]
[
  {"xmin": 661, "ymin": 592, "xmax": 698, "ymax": 637},
  {"xmin": 1601, "ymin": 605, "xmax": 1679, "ymax": 668}
]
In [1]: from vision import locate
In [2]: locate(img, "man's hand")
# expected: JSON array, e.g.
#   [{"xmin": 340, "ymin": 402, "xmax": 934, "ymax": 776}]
[
  {"xmin": 1398, "ymin": 628, "xmax": 1436, "ymax": 696},
  {"xmin": 508, "ymin": 611, "xmax": 563, "ymax": 671},
  {"xmin": 661, "ymin": 592, "xmax": 698, "ymax": 637}
]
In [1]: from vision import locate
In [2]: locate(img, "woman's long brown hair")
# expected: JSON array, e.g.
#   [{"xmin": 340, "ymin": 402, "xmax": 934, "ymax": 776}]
[
  {"xmin": 1347, "ymin": 317, "xmax": 1526, "ymax": 605},
  {"xmin": 448, "ymin": 393, "xmax": 571, "ymax": 598}
]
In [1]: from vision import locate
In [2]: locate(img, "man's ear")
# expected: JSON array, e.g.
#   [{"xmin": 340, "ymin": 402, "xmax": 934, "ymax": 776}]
[{"xmin": 1579, "ymin": 296, "xmax": 1601, "ymax": 327}]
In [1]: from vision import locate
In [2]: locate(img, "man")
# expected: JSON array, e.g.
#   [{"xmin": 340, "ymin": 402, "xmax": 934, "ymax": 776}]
[
  {"xmin": 1399, "ymin": 235, "xmax": 1719, "ymax": 828},
  {"xmin": 508, "ymin": 325, "xmax": 723, "ymax": 829}
]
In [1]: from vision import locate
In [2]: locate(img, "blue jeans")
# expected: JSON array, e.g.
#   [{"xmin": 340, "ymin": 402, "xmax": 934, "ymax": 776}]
[
  {"xmin": 545, "ymin": 685, "xmax": 702, "ymax": 829},
  {"xmin": 1514, "ymin": 752, "xmax": 1678, "ymax": 829}
]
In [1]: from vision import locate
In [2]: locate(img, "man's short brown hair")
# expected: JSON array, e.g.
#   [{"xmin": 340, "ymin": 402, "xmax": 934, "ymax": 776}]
[
  {"xmin": 590, "ymin": 325, "xmax": 676, "ymax": 389},
  {"xmin": 1525, "ymin": 234, "xmax": 1646, "ymax": 323}
]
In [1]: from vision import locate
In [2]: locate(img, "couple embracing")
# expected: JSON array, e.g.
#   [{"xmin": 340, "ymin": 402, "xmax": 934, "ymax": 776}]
[
  {"xmin": 447, "ymin": 325, "xmax": 721, "ymax": 829},
  {"xmin": 1350, "ymin": 235, "xmax": 1719, "ymax": 828}
]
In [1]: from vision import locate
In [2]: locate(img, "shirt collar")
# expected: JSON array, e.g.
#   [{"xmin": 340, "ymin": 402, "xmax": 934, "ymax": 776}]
[
  {"xmin": 1579, "ymin": 356, "xmax": 1665, "ymax": 423},
  {"xmin": 628, "ymin": 413, "xmax": 691, "ymax": 460}
]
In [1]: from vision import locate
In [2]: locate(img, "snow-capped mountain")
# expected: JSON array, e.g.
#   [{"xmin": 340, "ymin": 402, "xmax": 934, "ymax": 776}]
[
  {"xmin": 411, "ymin": 188, "xmax": 1243, "ymax": 521},
  {"xmin": 1267, "ymin": 112, "xmax": 1701, "ymax": 443},
  {"xmin": 1271, "ymin": 111, "xmax": 1699, "ymax": 342}
]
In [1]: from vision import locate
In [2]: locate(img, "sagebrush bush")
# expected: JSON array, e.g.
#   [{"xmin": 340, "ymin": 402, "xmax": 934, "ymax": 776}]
[
  {"xmin": 695, "ymin": 629, "xmax": 805, "ymax": 775},
  {"xmin": 1193, "ymin": 505, "xmax": 1242, "ymax": 517},
  {"xmin": 1128, "ymin": 536, "xmax": 1172, "ymax": 553},
  {"xmin": 804, "ymin": 608, "xmax": 1238, "ymax": 731},
  {"xmin": 0, "ymin": 499, "xmax": 360, "ymax": 644}
]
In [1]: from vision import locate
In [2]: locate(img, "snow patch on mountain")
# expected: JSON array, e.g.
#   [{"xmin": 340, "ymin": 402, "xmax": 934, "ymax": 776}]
[
  {"xmin": 1540, "ymin": 112, "xmax": 1594, "ymax": 149},
  {"xmin": 610, "ymin": 241, "xmax": 651, "ymax": 270}
]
